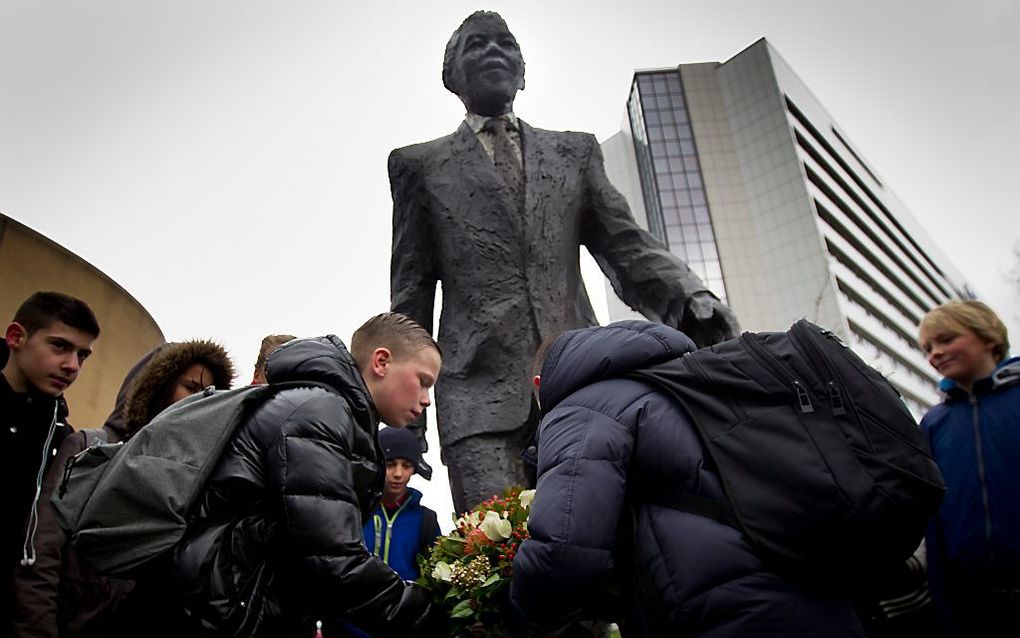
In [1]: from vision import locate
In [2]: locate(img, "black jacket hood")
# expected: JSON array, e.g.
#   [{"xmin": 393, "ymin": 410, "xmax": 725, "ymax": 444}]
[
  {"xmin": 539, "ymin": 320, "xmax": 697, "ymax": 412},
  {"xmin": 265, "ymin": 335, "xmax": 376, "ymax": 426}
]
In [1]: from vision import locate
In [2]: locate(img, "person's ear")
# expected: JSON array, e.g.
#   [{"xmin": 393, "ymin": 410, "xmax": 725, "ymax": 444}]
[
  {"xmin": 5, "ymin": 323, "xmax": 27, "ymax": 351},
  {"xmin": 371, "ymin": 347, "xmax": 392, "ymax": 379}
]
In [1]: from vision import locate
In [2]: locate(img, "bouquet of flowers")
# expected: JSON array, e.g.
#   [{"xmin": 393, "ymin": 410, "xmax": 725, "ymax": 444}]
[{"xmin": 417, "ymin": 486, "xmax": 535, "ymax": 636}]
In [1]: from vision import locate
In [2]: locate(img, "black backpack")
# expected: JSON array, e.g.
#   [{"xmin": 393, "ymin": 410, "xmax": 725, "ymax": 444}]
[{"xmin": 628, "ymin": 319, "xmax": 946, "ymax": 584}]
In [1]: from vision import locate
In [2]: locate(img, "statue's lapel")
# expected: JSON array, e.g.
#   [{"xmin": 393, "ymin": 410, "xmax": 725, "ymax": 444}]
[
  {"xmin": 520, "ymin": 120, "xmax": 549, "ymax": 245},
  {"xmin": 437, "ymin": 122, "xmax": 525, "ymax": 245}
]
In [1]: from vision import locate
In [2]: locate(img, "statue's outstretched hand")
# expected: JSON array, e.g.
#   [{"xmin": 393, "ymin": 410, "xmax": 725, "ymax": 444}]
[{"xmin": 670, "ymin": 291, "xmax": 740, "ymax": 348}]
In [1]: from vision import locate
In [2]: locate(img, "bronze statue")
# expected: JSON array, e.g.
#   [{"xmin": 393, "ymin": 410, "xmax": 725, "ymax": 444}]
[{"xmin": 388, "ymin": 11, "xmax": 739, "ymax": 514}]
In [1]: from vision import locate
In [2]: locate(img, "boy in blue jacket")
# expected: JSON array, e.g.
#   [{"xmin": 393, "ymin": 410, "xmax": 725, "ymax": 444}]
[
  {"xmin": 335, "ymin": 427, "xmax": 443, "ymax": 637},
  {"xmin": 919, "ymin": 300, "xmax": 1020, "ymax": 636},
  {"xmin": 364, "ymin": 426, "xmax": 441, "ymax": 581}
]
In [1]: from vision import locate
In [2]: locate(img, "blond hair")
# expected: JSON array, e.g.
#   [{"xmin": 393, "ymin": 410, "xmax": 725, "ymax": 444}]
[
  {"xmin": 919, "ymin": 300, "xmax": 1009, "ymax": 363},
  {"xmin": 351, "ymin": 312, "xmax": 439, "ymax": 371},
  {"xmin": 255, "ymin": 334, "xmax": 296, "ymax": 374}
]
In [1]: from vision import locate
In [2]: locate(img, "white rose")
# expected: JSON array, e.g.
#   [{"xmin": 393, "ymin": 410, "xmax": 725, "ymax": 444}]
[
  {"xmin": 432, "ymin": 561, "xmax": 453, "ymax": 582},
  {"xmin": 519, "ymin": 489, "xmax": 536, "ymax": 509},
  {"xmin": 479, "ymin": 510, "xmax": 512, "ymax": 541},
  {"xmin": 455, "ymin": 510, "xmax": 483, "ymax": 530}
]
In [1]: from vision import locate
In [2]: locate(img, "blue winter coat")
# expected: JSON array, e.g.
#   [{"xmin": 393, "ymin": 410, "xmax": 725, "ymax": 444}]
[
  {"xmin": 362, "ymin": 487, "xmax": 440, "ymax": 581},
  {"xmin": 510, "ymin": 321, "xmax": 863, "ymax": 637},
  {"xmin": 921, "ymin": 356, "xmax": 1020, "ymax": 623}
]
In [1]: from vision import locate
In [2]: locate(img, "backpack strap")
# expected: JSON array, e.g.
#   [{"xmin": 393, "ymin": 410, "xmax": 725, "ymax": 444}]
[
  {"xmin": 418, "ymin": 507, "xmax": 439, "ymax": 555},
  {"xmin": 81, "ymin": 429, "xmax": 108, "ymax": 448}
]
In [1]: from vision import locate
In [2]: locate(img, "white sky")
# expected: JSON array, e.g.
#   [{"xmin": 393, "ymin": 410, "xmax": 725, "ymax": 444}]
[{"xmin": 2, "ymin": 0, "xmax": 1018, "ymax": 529}]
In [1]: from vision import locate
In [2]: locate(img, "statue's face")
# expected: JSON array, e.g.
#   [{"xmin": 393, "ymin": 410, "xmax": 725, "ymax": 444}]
[{"xmin": 454, "ymin": 18, "xmax": 524, "ymax": 115}]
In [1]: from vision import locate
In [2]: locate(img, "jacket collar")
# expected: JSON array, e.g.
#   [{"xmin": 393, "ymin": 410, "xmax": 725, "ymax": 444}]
[
  {"xmin": 0, "ymin": 369, "xmax": 69, "ymax": 419},
  {"xmin": 939, "ymin": 356, "xmax": 1020, "ymax": 399}
]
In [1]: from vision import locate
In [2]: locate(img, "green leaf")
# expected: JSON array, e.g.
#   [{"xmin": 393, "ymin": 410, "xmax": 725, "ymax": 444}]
[
  {"xmin": 444, "ymin": 586, "xmax": 462, "ymax": 601},
  {"xmin": 481, "ymin": 572, "xmax": 501, "ymax": 588},
  {"xmin": 450, "ymin": 600, "xmax": 474, "ymax": 618}
]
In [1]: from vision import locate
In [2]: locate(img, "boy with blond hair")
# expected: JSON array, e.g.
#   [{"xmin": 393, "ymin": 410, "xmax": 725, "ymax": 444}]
[
  {"xmin": 251, "ymin": 334, "xmax": 296, "ymax": 385},
  {"xmin": 918, "ymin": 300, "xmax": 1019, "ymax": 636}
]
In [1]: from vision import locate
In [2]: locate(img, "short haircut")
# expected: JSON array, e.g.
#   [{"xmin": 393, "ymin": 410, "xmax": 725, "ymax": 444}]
[
  {"xmin": 919, "ymin": 300, "xmax": 1009, "ymax": 363},
  {"xmin": 532, "ymin": 332, "xmax": 564, "ymax": 379},
  {"xmin": 351, "ymin": 312, "xmax": 440, "ymax": 371},
  {"xmin": 442, "ymin": 10, "xmax": 520, "ymax": 96},
  {"xmin": 12, "ymin": 291, "xmax": 100, "ymax": 338},
  {"xmin": 254, "ymin": 334, "xmax": 296, "ymax": 373}
]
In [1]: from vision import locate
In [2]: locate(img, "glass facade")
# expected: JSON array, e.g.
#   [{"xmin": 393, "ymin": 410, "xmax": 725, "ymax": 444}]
[
  {"xmin": 605, "ymin": 42, "xmax": 975, "ymax": 413},
  {"xmin": 628, "ymin": 70, "xmax": 728, "ymax": 300}
]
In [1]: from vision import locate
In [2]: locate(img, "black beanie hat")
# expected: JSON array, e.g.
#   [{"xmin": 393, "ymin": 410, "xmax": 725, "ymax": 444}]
[{"xmin": 378, "ymin": 426, "xmax": 424, "ymax": 474}]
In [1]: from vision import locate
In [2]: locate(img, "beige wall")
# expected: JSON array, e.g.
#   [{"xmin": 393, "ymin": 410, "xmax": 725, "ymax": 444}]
[{"xmin": 0, "ymin": 214, "xmax": 164, "ymax": 427}]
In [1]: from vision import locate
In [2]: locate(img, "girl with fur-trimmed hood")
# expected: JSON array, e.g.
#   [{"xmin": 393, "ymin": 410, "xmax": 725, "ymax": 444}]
[{"xmin": 13, "ymin": 340, "xmax": 234, "ymax": 638}]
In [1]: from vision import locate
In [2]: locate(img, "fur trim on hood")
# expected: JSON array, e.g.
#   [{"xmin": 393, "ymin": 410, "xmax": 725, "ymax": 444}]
[{"xmin": 122, "ymin": 339, "xmax": 234, "ymax": 435}]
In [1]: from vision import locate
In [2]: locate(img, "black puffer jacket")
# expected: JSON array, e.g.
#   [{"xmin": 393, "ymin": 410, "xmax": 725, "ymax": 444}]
[
  {"xmin": 511, "ymin": 321, "xmax": 864, "ymax": 637},
  {"xmin": 175, "ymin": 336, "xmax": 436, "ymax": 637}
]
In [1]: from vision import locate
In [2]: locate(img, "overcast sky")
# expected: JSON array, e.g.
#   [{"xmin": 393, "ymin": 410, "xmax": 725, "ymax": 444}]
[{"xmin": 2, "ymin": 0, "xmax": 1017, "ymax": 527}]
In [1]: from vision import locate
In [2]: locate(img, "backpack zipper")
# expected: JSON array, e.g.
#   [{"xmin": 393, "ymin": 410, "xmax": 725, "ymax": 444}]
[
  {"xmin": 683, "ymin": 352, "xmax": 714, "ymax": 386},
  {"xmin": 789, "ymin": 322, "xmax": 848, "ymax": 417},
  {"xmin": 741, "ymin": 334, "xmax": 814, "ymax": 413}
]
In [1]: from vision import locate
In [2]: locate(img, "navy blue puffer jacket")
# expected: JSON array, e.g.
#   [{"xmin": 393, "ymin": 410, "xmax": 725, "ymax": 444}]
[{"xmin": 511, "ymin": 321, "xmax": 863, "ymax": 637}]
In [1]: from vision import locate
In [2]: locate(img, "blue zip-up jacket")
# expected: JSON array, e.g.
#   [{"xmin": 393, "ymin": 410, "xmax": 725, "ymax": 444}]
[
  {"xmin": 362, "ymin": 487, "xmax": 440, "ymax": 581},
  {"xmin": 921, "ymin": 356, "xmax": 1020, "ymax": 624}
]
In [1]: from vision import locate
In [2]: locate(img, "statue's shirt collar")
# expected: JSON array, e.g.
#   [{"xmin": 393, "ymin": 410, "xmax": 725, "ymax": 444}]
[{"xmin": 465, "ymin": 112, "xmax": 519, "ymax": 134}]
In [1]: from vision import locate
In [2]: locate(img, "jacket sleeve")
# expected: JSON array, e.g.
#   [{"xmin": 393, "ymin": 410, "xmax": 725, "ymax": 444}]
[
  {"xmin": 510, "ymin": 400, "xmax": 635, "ymax": 630},
  {"xmin": 387, "ymin": 148, "xmax": 437, "ymax": 450},
  {"xmin": 264, "ymin": 392, "xmax": 436, "ymax": 637},
  {"xmin": 578, "ymin": 135, "xmax": 704, "ymax": 321},
  {"xmin": 12, "ymin": 432, "xmax": 86, "ymax": 638},
  {"xmin": 579, "ymin": 135, "xmax": 739, "ymax": 345},
  {"xmin": 388, "ymin": 148, "xmax": 437, "ymax": 335}
]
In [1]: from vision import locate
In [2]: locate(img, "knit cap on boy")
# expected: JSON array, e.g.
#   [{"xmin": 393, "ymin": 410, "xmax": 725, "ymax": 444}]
[{"xmin": 378, "ymin": 426, "xmax": 424, "ymax": 474}]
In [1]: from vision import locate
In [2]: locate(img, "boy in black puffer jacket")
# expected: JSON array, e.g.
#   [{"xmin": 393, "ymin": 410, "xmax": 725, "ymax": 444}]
[
  {"xmin": 175, "ymin": 313, "xmax": 445, "ymax": 638},
  {"xmin": 511, "ymin": 321, "xmax": 864, "ymax": 637}
]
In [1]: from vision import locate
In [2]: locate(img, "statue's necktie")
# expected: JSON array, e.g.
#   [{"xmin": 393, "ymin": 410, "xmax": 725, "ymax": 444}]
[{"xmin": 483, "ymin": 117, "xmax": 524, "ymax": 213}]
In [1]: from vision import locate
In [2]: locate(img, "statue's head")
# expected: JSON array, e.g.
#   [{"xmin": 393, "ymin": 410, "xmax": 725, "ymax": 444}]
[{"xmin": 442, "ymin": 11, "xmax": 525, "ymax": 116}]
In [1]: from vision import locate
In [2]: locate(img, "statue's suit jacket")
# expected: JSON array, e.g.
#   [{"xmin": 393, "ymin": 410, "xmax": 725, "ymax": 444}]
[{"xmin": 389, "ymin": 120, "xmax": 708, "ymax": 448}]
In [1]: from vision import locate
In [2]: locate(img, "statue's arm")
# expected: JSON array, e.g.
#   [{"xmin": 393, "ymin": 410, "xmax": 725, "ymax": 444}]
[
  {"xmin": 579, "ymin": 135, "xmax": 739, "ymax": 346},
  {"xmin": 388, "ymin": 148, "xmax": 438, "ymax": 333},
  {"xmin": 387, "ymin": 149, "xmax": 438, "ymax": 466}
]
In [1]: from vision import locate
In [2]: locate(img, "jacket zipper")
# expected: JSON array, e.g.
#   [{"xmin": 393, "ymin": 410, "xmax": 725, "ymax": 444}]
[
  {"xmin": 373, "ymin": 498, "xmax": 410, "ymax": 565},
  {"xmin": 742, "ymin": 334, "xmax": 814, "ymax": 413},
  {"xmin": 970, "ymin": 394, "xmax": 994, "ymax": 557}
]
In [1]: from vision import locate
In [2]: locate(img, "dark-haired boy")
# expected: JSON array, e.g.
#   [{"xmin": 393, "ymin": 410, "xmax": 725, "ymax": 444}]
[
  {"xmin": 365, "ymin": 426, "xmax": 441, "ymax": 580},
  {"xmin": 337, "ymin": 426, "xmax": 443, "ymax": 638},
  {"xmin": 1, "ymin": 291, "xmax": 99, "ymax": 635}
]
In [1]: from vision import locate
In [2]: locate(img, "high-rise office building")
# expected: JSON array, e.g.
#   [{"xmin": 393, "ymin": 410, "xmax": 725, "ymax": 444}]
[{"xmin": 601, "ymin": 39, "xmax": 973, "ymax": 415}]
